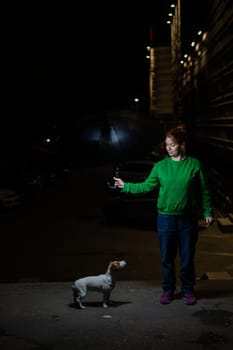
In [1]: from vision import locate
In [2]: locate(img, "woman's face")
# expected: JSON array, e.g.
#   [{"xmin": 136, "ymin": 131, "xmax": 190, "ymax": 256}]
[{"xmin": 165, "ymin": 136, "xmax": 183, "ymax": 158}]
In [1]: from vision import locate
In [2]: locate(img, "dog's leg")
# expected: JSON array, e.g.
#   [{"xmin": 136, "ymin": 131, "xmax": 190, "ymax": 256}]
[
  {"xmin": 103, "ymin": 291, "xmax": 111, "ymax": 308},
  {"xmin": 72, "ymin": 285, "xmax": 86, "ymax": 309},
  {"xmin": 75, "ymin": 297, "xmax": 86, "ymax": 310}
]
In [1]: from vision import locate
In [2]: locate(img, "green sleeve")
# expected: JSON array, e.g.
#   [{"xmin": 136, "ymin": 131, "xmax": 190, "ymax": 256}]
[
  {"xmin": 122, "ymin": 165, "xmax": 159, "ymax": 195},
  {"xmin": 199, "ymin": 165, "xmax": 213, "ymax": 217}
]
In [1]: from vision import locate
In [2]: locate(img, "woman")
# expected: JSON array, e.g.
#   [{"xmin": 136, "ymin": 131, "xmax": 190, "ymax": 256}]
[{"xmin": 113, "ymin": 124, "xmax": 213, "ymax": 305}]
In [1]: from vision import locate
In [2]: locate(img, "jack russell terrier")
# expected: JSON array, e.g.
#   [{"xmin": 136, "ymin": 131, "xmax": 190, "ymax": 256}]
[{"xmin": 72, "ymin": 260, "xmax": 127, "ymax": 309}]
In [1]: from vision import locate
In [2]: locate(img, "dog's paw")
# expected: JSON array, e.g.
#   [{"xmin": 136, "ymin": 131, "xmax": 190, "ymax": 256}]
[{"xmin": 75, "ymin": 298, "xmax": 86, "ymax": 310}]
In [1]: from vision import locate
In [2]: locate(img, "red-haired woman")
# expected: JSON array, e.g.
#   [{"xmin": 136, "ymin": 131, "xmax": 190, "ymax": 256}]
[{"xmin": 114, "ymin": 124, "xmax": 213, "ymax": 305}]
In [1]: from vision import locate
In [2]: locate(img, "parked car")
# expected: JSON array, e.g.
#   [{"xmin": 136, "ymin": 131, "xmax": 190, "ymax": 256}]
[
  {"xmin": 145, "ymin": 141, "xmax": 165, "ymax": 162},
  {"xmin": 113, "ymin": 160, "xmax": 156, "ymax": 182},
  {"xmin": 103, "ymin": 159, "xmax": 159, "ymax": 229}
]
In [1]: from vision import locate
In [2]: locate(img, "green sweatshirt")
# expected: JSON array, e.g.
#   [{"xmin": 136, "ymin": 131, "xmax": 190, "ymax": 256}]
[{"xmin": 122, "ymin": 156, "xmax": 213, "ymax": 218}]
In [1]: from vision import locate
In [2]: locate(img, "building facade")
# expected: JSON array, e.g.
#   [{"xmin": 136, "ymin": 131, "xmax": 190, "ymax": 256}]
[
  {"xmin": 169, "ymin": 0, "xmax": 233, "ymax": 214},
  {"xmin": 149, "ymin": 46, "xmax": 174, "ymax": 123}
]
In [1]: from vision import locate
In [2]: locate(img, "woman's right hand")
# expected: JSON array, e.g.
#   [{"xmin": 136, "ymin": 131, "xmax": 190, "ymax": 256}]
[{"xmin": 113, "ymin": 177, "xmax": 124, "ymax": 189}]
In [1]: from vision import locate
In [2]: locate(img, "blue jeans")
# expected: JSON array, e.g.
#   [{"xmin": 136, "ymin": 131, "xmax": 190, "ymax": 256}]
[{"xmin": 157, "ymin": 213, "xmax": 198, "ymax": 295}]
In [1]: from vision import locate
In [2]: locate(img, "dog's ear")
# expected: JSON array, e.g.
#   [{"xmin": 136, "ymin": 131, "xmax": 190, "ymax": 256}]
[{"xmin": 111, "ymin": 261, "xmax": 120, "ymax": 270}]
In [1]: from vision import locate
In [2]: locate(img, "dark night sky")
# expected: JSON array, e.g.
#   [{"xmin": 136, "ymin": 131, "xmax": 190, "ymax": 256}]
[{"xmin": 1, "ymin": 1, "xmax": 171, "ymax": 131}]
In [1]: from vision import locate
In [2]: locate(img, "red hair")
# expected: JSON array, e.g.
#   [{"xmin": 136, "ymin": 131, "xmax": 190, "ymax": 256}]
[
  {"xmin": 165, "ymin": 124, "xmax": 188, "ymax": 157},
  {"xmin": 165, "ymin": 124, "xmax": 187, "ymax": 146}
]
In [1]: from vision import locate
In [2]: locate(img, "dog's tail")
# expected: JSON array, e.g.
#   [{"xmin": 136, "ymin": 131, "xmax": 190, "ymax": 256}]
[{"xmin": 72, "ymin": 284, "xmax": 77, "ymax": 296}]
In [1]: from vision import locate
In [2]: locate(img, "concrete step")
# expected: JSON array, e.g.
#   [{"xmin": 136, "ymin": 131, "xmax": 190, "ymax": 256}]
[
  {"xmin": 217, "ymin": 217, "xmax": 233, "ymax": 233},
  {"xmin": 228, "ymin": 213, "xmax": 233, "ymax": 222}
]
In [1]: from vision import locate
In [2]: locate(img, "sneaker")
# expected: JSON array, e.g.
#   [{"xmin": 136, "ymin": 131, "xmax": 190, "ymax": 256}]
[
  {"xmin": 160, "ymin": 291, "xmax": 173, "ymax": 304},
  {"xmin": 184, "ymin": 293, "xmax": 197, "ymax": 305}
]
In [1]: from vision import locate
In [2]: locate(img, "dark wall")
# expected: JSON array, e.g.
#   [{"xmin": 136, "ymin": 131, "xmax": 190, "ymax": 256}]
[{"xmin": 179, "ymin": 0, "xmax": 233, "ymax": 214}]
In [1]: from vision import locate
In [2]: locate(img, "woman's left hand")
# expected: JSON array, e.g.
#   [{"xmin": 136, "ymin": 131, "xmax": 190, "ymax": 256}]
[{"xmin": 205, "ymin": 216, "xmax": 214, "ymax": 227}]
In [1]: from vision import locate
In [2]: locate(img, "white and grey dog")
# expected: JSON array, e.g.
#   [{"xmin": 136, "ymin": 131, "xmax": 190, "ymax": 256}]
[{"xmin": 72, "ymin": 260, "xmax": 127, "ymax": 309}]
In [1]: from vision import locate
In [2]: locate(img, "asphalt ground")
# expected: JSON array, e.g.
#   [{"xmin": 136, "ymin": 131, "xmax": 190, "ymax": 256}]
[{"xmin": 0, "ymin": 165, "xmax": 233, "ymax": 349}]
